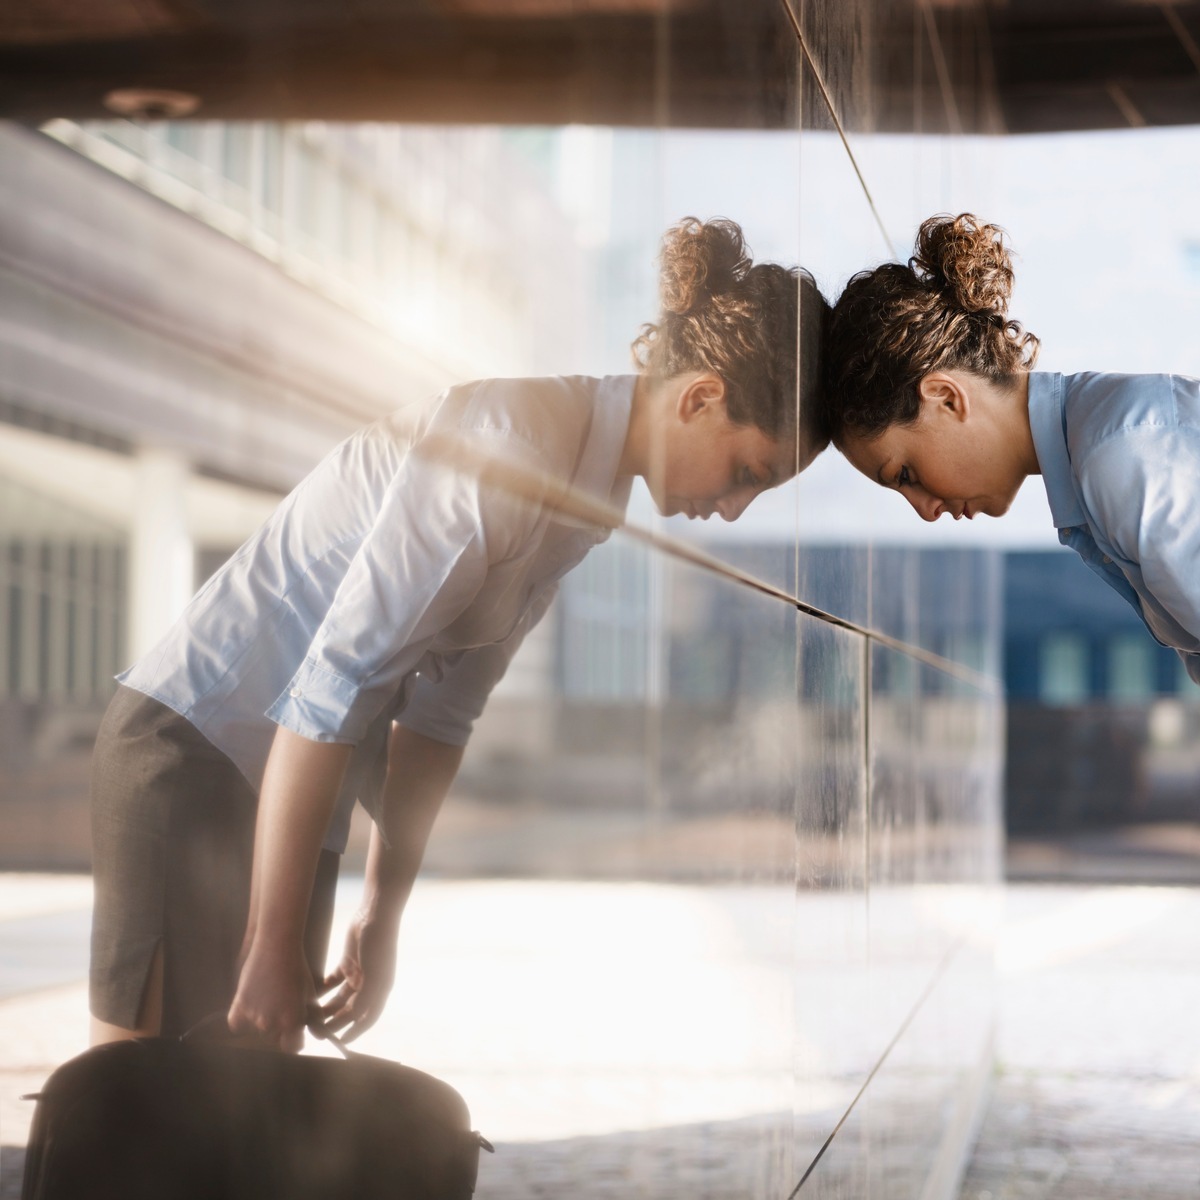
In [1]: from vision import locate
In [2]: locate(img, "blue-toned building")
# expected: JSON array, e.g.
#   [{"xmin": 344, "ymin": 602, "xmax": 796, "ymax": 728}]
[{"xmin": 1004, "ymin": 551, "xmax": 1200, "ymax": 833}]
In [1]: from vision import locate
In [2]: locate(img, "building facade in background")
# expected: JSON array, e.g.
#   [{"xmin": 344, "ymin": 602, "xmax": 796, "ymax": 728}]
[
  {"xmin": 0, "ymin": 116, "xmax": 586, "ymax": 863},
  {"xmin": 1005, "ymin": 550, "xmax": 1200, "ymax": 834}
]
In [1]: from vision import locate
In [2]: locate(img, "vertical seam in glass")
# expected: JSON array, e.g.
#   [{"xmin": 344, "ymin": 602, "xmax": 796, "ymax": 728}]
[
  {"xmin": 777, "ymin": 0, "xmax": 898, "ymax": 258},
  {"xmin": 919, "ymin": 0, "xmax": 965, "ymax": 135},
  {"xmin": 973, "ymin": 4, "xmax": 1007, "ymax": 134},
  {"xmin": 653, "ymin": 4, "xmax": 671, "ymax": 129},
  {"xmin": 863, "ymin": 635, "xmax": 872, "ymax": 935},
  {"xmin": 794, "ymin": 20, "xmax": 804, "ymax": 605}
]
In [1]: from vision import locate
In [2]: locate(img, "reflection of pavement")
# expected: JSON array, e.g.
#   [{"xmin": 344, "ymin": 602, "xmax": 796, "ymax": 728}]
[
  {"xmin": 1008, "ymin": 824, "xmax": 1200, "ymax": 886},
  {"xmin": 0, "ymin": 875, "xmax": 800, "ymax": 1198},
  {"xmin": 3, "ymin": 877, "xmax": 1200, "ymax": 1198},
  {"xmin": 377, "ymin": 795, "xmax": 800, "ymax": 879}
]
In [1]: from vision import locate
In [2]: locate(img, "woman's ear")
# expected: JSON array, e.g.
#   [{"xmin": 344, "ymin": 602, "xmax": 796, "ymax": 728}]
[
  {"xmin": 918, "ymin": 371, "xmax": 970, "ymax": 422},
  {"xmin": 676, "ymin": 372, "xmax": 727, "ymax": 422}
]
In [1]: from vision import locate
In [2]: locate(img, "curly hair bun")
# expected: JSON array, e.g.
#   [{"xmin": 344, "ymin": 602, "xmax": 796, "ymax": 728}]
[
  {"xmin": 632, "ymin": 215, "xmax": 829, "ymax": 445},
  {"xmin": 658, "ymin": 216, "xmax": 752, "ymax": 315},
  {"xmin": 910, "ymin": 212, "xmax": 1014, "ymax": 317},
  {"xmin": 822, "ymin": 211, "xmax": 1038, "ymax": 443}
]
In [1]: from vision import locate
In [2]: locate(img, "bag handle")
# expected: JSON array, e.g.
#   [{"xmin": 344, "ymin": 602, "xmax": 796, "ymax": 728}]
[
  {"xmin": 181, "ymin": 1012, "xmax": 233, "ymax": 1043},
  {"xmin": 305, "ymin": 1019, "xmax": 353, "ymax": 1059},
  {"xmin": 181, "ymin": 1012, "xmax": 353, "ymax": 1059}
]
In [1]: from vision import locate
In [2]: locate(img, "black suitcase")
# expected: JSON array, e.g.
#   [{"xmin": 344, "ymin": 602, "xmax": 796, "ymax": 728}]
[{"xmin": 21, "ymin": 1023, "xmax": 492, "ymax": 1199}]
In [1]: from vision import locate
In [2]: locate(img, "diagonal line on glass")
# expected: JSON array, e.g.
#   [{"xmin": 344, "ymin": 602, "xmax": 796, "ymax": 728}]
[
  {"xmin": 1160, "ymin": 2, "xmax": 1200, "ymax": 75},
  {"xmin": 785, "ymin": 932, "xmax": 971, "ymax": 1198},
  {"xmin": 418, "ymin": 429, "xmax": 999, "ymax": 695}
]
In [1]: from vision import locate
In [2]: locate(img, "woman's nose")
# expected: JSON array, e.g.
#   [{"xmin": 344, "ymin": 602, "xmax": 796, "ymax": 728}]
[
  {"xmin": 906, "ymin": 490, "xmax": 941, "ymax": 522},
  {"xmin": 717, "ymin": 490, "xmax": 753, "ymax": 522}
]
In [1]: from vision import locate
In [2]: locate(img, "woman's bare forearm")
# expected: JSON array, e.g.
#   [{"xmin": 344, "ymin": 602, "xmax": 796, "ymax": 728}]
[
  {"xmin": 362, "ymin": 724, "xmax": 464, "ymax": 927},
  {"xmin": 315, "ymin": 726, "xmax": 464, "ymax": 1041},
  {"xmin": 229, "ymin": 726, "xmax": 353, "ymax": 1044},
  {"xmin": 246, "ymin": 727, "xmax": 353, "ymax": 952}
]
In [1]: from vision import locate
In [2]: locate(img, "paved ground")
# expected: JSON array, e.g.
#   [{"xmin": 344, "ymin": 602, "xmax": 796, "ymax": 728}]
[
  {"xmin": 3, "ymin": 876, "xmax": 1200, "ymax": 1198},
  {"xmin": 959, "ymin": 885, "xmax": 1200, "ymax": 1200}
]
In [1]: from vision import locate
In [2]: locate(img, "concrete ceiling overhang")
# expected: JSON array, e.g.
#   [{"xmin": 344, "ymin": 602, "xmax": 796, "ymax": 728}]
[
  {"xmin": 0, "ymin": 0, "xmax": 797, "ymax": 129},
  {"xmin": 993, "ymin": 0, "xmax": 1200, "ymax": 132},
  {"xmin": 2, "ymin": 1, "xmax": 1199, "ymax": 133}
]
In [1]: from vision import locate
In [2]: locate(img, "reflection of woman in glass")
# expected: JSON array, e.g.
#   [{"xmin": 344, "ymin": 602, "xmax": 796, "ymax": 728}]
[
  {"xmin": 90, "ymin": 217, "xmax": 830, "ymax": 1051},
  {"xmin": 822, "ymin": 212, "xmax": 1200, "ymax": 684}
]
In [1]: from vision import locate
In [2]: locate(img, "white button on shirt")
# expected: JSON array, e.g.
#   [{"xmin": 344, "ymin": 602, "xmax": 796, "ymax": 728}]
[{"xmin": 120, "ymin": 375, "xmax": 637, "ymax": 851}]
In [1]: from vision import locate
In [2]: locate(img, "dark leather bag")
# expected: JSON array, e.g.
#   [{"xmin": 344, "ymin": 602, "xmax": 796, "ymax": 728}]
[{"xmin": 21, "ymin": 1021, "xmax": 492, "ymax": 1200}]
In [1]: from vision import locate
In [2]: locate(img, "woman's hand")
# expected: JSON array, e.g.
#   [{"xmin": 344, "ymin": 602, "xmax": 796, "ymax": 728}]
[
  {"xmin": 316, "ymin": 909, "xmax": 398, "ymax": 1043},
  {"xmin": 308, "ymin": 725, "xmax": 464, "ymax": 1044},
  {"xmin": 227, "ymin": 939, "xmax": 317, "ymax": 1053},
  {"xmin": 231, "ymin": 728, "xmax": 352, "ymax": 1052}
]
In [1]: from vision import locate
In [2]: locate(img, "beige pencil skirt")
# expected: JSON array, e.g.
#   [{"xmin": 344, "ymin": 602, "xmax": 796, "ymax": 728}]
[{"xmin": 89, "ymin": 685, "xmax": 339, "ymax": 1035}]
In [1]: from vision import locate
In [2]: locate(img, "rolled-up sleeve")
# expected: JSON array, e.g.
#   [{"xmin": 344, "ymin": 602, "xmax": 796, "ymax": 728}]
[
  {"xmin": 398, "ymin": 584, "xmax": 559, "ymax": 746},
  {"xmin": 266, "ymin": 430, "xmax": 546, "ymax": 745}
]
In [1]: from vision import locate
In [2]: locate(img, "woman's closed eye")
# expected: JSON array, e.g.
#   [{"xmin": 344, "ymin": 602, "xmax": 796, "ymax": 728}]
[{"xmin": 896, "ymin": 466, "xmax": 913, "ymax": 489}]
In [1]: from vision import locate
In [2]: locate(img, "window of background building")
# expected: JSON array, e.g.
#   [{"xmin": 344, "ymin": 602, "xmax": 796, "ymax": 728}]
[
  {"xmin": 1108, "ymin": 633, "xmax": 1155, "ymax": 702},
  {"xmin": 1, "ymin": 539, "xmax": 125, "ymax": 703},
  {"xmin": 881, "ymin": 651, "xmax": 917, "ymax": 698},
  {"xmin": 0, "ymin": 478, "xmax": 126, "ymax": 705},
  {"xmin": 558, "ymin": 540, "xmax": 653, "ymax": 701},
  {"xmin": 1183, "ymin": 240, "xmax": 1200, "ymax": 284},
  {"xmin": 1178, "ymin": 657, "xmax": 1200, "ymax": 703},
  {"xmin": 939, "ymin": 632, "xmax": 987, "ymax": 696},
  {"xmin": 221, "ymin": 123, "xmax": 253, "ymax": 194},
  {"xmin": 1039, "ymin": 632, "xmax": 1088, "ymax": 705}
]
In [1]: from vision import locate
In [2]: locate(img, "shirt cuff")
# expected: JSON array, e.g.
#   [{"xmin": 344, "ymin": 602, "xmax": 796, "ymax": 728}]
[{"xmin": 265, "ymin": 657, "xmax": 375, "ymax": 744}]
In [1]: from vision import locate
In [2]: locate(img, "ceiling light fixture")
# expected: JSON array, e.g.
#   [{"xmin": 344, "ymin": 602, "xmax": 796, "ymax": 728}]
[{"xmin": 103, "ymin": 88, "xmax": 201, "ymax": 120}]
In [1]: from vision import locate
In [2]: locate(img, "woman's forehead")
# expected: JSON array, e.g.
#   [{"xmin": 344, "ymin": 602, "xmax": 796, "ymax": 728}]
[
  {"xmin": 756, "ymin": 428, "xmax": 811, "ymax": 479},
  {"xmin": 842, "ymin": 427, "xmax": 900, "ymax": 480}
]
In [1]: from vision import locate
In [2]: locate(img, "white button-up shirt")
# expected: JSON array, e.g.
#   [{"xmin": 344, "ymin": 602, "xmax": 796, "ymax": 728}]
[
  {"xmin": 1028, "ymin": 371, "xmax": 1200, "ymax": 683},
  {"xmin": 122, "ymin": 374, "xmax": 636, "ymax": 851}
]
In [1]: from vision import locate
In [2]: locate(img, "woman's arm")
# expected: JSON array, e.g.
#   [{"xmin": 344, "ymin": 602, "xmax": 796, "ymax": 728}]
[
  {"xmin": 227, "ymin": 726, "xmax": 352, "ymax": 1051},
  {"xmin": 1083, "ymin": 423, "xmax": 1200, "ymax": 651},
  {"xmin": 317, "ymin": 724, "xmax": 464, "ymax": 1041}
]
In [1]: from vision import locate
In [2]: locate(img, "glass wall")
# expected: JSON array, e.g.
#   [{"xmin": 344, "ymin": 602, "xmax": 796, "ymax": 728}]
[
  {"xmin": 365, "ymin": 5, "xmax": 1002, "ymax": 1197},
  {"xmin": 0, "ymin": 1, "xmax": 1002, "ymax": 1195}
]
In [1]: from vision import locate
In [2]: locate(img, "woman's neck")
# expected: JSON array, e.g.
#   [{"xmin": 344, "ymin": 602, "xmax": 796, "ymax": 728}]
[
  {"xmin": 1011, "ymin": 370, "xmax": 1040, "ymax": 477},
  {"xmin": 617, "ymin": 374, "xmax": 655, "ymax": 479}
]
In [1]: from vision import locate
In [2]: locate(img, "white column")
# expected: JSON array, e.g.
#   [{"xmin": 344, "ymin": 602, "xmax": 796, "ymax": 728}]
[{"xmin": 129, "ymin": 448, "xmax": 194, "ymax": 662}]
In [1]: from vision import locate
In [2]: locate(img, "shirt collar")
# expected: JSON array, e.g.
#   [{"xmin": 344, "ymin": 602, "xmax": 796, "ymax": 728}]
[
  {"xmin": 1028, "ymin": 371, "xmax": 1086, "ymax": 530},
  {"xmin": 571, "ymin": 374, "xmax": 636, "ymax": 517}
]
